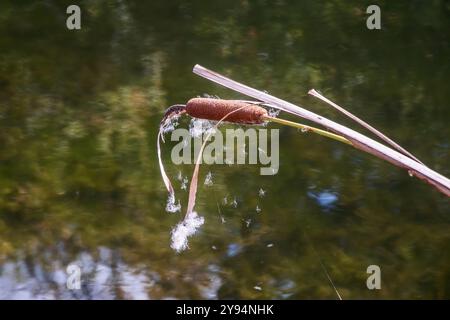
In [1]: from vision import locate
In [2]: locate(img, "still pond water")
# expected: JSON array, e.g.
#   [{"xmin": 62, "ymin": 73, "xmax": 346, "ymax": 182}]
[{"xmin": 0, "ymin": 1, "xmax": 449, "ymax": 299}]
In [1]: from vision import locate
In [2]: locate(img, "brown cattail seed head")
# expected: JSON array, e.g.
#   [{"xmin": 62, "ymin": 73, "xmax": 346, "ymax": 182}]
[{"xmin": 186, "ymin": 98, "xmax": 268, "ymax": 124}]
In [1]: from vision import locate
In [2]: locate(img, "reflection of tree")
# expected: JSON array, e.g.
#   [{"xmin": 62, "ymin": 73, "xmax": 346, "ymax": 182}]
[{"xmin": 0, "ymin": 1, "xmax": 449, "ymax": 299}]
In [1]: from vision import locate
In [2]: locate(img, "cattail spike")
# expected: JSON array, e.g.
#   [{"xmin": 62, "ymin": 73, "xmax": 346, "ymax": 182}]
[{"xmin": 186, "ymin": 98, "xmax": 268, "ymax": 124}]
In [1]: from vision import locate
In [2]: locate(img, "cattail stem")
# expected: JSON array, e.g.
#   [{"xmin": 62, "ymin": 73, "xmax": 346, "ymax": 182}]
[{"xmin": 265, "ymin": 116, "xmax": 352, "ymax": 146}]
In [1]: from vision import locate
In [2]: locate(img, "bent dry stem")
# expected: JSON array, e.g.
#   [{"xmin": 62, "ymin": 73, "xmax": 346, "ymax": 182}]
[{"xmin": 193, "ymin": 64, "xmax": 450, "ymax": 197}]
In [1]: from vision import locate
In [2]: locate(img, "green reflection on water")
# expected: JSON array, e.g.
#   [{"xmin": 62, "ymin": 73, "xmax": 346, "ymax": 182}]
[{"xmin": 0, "ymin": 1, "xmax": 449, "ymax": 299}]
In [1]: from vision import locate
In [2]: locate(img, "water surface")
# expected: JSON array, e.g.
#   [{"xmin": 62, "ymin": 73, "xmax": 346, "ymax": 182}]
[{"xmin": 0, "ymin": 1, "xmax": 449, "ymax": 299}]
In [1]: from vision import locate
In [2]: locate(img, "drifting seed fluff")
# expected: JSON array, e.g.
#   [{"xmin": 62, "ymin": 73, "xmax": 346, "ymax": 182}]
[
  {"xmin": 189, "ymin": 118, "xmax": 216, "ymax": 138},
  {"xmin": 268, "ymin": 107, "xmax": 280, "ymax": 118},
  {"xmin": 166, "ymin": 193, "xmax": 181, "ymax": 213},
  {"xmin": 231, "ymin": 197, "xmax": 238, "ymax": 208},
  {"xmin": 204, "ymin": 171, "xmax": 213, "ymax": 186},
  {"xmin": 162, "ymin": 118, "xmax": 179, "ymax": 134},
  {"xmin": 258, "ymin": 188, "xmax": 266, "ymax": 197},
  {"xmin": 181, "ymin": 176, "xmax": 188, "ymax": 190},
  {"xmin": 170, "ymin": 211, "xmax": 205, "ymax": 252}
]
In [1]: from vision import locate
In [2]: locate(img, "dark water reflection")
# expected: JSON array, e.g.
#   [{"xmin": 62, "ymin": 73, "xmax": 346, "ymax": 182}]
[{"xmin": 0, "ymin": 1, "xmax": 449, "ymax": 299}]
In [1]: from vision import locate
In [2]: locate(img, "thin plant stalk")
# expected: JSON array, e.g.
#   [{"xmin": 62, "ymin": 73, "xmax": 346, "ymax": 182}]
[
  {"xmin": 265, "ymin": 116, "xmax": 352, "ymax": 145},
  {"xmin": 308, "ymin": 89, "xmax": 423, "ymax": 164},
  {"xmin": 302, "ymin": 230, "xmax": 343, "ymax": 300}
]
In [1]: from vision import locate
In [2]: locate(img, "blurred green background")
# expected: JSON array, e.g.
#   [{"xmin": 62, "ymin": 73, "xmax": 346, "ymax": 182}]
[{"xmin": 0, "ymin": 0, "xmax": 449, "ymax": 299}]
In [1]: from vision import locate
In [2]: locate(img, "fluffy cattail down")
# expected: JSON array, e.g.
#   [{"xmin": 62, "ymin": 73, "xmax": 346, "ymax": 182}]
[{"xmin": 186, "ymin": 98, "xmax": 268, "ymax": 124}]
